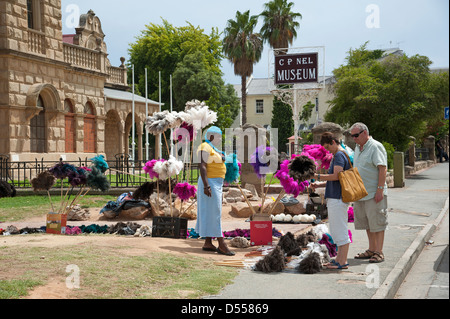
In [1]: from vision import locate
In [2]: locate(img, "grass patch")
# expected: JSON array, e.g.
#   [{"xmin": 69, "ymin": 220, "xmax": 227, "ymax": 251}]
[
  {"xmin": 0, "ymin": 244, "xmax": 238, "ymax": 299},
  {"xmin": 0, "ymin": 195, "xmax": 116, "ymax": 222}
]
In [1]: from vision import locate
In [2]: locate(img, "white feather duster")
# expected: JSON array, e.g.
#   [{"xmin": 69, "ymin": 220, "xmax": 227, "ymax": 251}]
[
  {"xmin": 146, "ymin": 110, "xmax": 185, "ymax": 135},
  {"xmin": 153, "ymin": 156, "xmax": 183, "ymax": 180},
  {"xmin": 184, "ymin": 100, "xmax": 217, "ymax": 131}
]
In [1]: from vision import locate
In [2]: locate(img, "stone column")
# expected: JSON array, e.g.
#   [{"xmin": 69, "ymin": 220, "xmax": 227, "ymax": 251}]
[
  {"xmin": 408, "ymin": 136, "xmax": 416, "ymax": 167},
  {"xmin": 424, "ymin": 135, "xmax": 436, "ymax": 162}
]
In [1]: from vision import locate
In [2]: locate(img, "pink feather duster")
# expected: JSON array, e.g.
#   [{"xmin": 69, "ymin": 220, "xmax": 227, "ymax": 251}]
[
  {"xmin": 275, "ymin": 159, "xmax": 309, "ymax": 197},
  {"xmin": 173, "ymin": 182, "xmax": 197, "ymax": 201},
  {"xmin": 143, "ymin": 159, "xmax": 166, "ymax": 179},
  {"xmin": 301, "ymin": 144, "xmax": 333, "ymax": 170}
]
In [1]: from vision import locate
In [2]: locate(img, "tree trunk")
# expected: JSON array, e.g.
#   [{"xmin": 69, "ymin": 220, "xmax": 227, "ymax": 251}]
[{"xmin": 241, "ymin": 75, "xmax": 247, "ymax": 125}]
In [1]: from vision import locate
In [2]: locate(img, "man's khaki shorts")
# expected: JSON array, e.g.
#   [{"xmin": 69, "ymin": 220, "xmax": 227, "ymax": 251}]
[{"xmin": 353, "ymin": 196, "xmax": 388, "ymax": 232}]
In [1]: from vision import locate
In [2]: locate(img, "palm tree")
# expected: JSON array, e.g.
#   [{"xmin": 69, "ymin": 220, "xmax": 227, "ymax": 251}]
[
  {"xmin": 223, "ymin": 10, "xmax": 263, "ymax": 125},
  {"xmin": 260, "ymin": 0, "xmax": 302, "ymax": 53}
]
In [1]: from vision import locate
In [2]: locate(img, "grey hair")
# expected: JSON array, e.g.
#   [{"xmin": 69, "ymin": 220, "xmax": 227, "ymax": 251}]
[{"xmin": 350, "ymin": 122, "xmax": 369, "ymax": 135}]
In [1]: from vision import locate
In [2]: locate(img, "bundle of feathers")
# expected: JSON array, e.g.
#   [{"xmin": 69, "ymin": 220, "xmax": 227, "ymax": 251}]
[
  {"xmin": 132, "ymin": 182, "xmax": 156, "ymax": 201},
  {"xmin": 288, "ymin": 155, "xmax": 316, "ymax": 182},
  {"xmin": 153, "ymin": 156, "xmax": 183, "ymax": 180},
  {"xmin": 90, "ymin": 155, "xmax": 109, "ymax": 173},
  {"xmin": 275, "ymin": 159, "xmax": 310, "ymax": 197},
  {"xmin": 49, "ymin": 162, "xmax": 78, "ymax": 180},
  {"xmin": 0, "ymin": 181, "xmax": 16, "ymax": 198},
  {"xmin": 296, "ymin": 230, "xmax": 317, "ymax": 248},
  {"xmin": 277, "ymin": 232, "xmax": 301, "ymax": 256},
  {"xmin": 224, "ymin": 153, "xmax": 241, "ymax": 184},
  {"xmin": 183, "ymin": 100, "xmax": 218, "ymax": 131},
  {"xmin": 254, "ymin": 246, "xmax": 286, "ymax": 273},
  {"xmin": 31, "ymin": 171, "xmax": 56, "ymax": 191},
  {"xmin": 173, "ymin": 122, "xmax": 194, "ymax": 144},
  {"xmin": 143, "ymin": 159, "xmax": 166, "ymax": 179},
  {"xmin": 67, "ymin": 167, "xmax": 89, "ymax": 187},
  {"xmin": 250, "ymin": 146, "xmax": 279, "ymax": 178},
  {"xmin": 173, "ymin": 182, "xmax": 197, "ymax": 201},
  {"xmin": 86, "ymin": 167, "xmax": 110, "ymax": 192},
  {"xmin": 301, "ymin": 144, "xmax": 333, "ymax": 170},
  {"xmin": 145, "ymin": 110, "xmax": 186, "ymax": 135},
  {"xmin": 297, "ymin": 252, "xmax": 322, "ymax": 274}
]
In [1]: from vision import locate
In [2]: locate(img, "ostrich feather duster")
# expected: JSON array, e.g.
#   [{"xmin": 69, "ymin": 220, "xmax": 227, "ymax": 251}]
[
  {"xmin": 250, "ymin": 146, "xmax": 278, "ymax": 178},
  {"xmin": 49, "ymin": 162, "xmax": 77, "ymax": 179},
  {"xmin": 301, "ymin": 144, "xmax": 333, "ymax": 170},
  {"xmin": 90, "ymin": 155, "xmax": 109, "ymax": 173},
  {"xmin": 153, "ymin": 156, "xmax": 183, "ymax": 180},
  {"xmin": 297, "ymin": 252, "xmax": 322, "ymax": 274},
  {"xmin": 277, "ymin": 232, "xmax": 301, "ymax": 256},
  {"xmin": 86, "ymin": 167, "xmax": 110, "ymax": 192},
  {"xmin": 224, "ymin": 153, "xmax": 241, "ymax": 184},
  {"xmin": 132, "ymin": 182, "xmax": 156, "ymax": 200},
  {"xmin": 288, "ymin": 155, "xmax": 316, "ymax": 182},
  {"xmin": 254, "ymin": 246, "xmax": 286, "ymax": 273},
  {"xmin": 184, "ymin": 100, "xmax": 217, "ymax": 131},
  {"xmin": 275, "ymin": 159, "xmax": 310, "ymax": 197},
  {"xmin": 173, "ymin": 122, "xmax": 194, "ymax": 144},
  {"xmin": 31, "ymin": 171, "xmax": 56, "ymax": 191},
  {"xmin": 173, "ymin": 182, "xmax": 197, "ymax": 201},
  {"xmin": 146, "ymin": 110, "xmax": 184, "ymax": 135},
  {"xmin": 67, "ymin": 167, "xmax": 88, "ymax": 187},
  {"xmin": 143, "ymin": 159, "xmax": 166, "ymax": 179}
]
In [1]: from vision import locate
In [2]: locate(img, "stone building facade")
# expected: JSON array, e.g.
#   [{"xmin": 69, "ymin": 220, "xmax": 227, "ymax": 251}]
[{"xmin": 0, "ymin": 0, "xmax": 160, "ymax": 163}]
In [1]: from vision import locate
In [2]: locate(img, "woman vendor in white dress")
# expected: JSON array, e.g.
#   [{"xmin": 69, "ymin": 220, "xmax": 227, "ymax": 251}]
[{"xmin": 196, "ymin": 126, "xmax": 235, "ymax": 256}]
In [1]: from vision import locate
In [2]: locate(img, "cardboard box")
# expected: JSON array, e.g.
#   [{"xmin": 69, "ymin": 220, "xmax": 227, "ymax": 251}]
[
  {"xmin": 46, "ymin": 213, "xmax": 67, "ymax": 235},
  {"xmin": 250, "ymin": 221, "xmax": 273, "ymax": 246}
]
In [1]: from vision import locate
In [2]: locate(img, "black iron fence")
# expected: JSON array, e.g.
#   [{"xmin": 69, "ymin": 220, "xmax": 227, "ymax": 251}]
[
  {"xmin": 0, "ymin": 154, "xmax": 200, "ymax": 189},
  {"xmin": 404, "ymin": 148, "xmax": 430, "ymax": 165}
]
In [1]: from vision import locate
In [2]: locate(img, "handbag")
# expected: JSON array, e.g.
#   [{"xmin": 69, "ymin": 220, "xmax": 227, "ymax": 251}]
[{"xmin": 338, "ymin": 151, "xmax": 368, "ymax": 203}]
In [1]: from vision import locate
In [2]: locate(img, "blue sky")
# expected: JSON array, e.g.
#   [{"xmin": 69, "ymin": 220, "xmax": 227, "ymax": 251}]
[{"xmin": 61, "ymin": 0, "xmax": 449, "ymax": 85}]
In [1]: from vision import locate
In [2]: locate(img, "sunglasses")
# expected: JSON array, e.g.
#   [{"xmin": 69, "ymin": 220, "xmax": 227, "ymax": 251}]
[{"xmin": 351, "ymin": 130, "xmax": 365, "ymax": 138}]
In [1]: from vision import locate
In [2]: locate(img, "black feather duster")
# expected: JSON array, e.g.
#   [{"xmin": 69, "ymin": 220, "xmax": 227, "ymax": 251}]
[
  {"xmin": 278, "ymin": 232, "xmax": 301, "ymax": 256},
  {"xmin": 288, "ymin": 155, "xmax": 317, "ymax": 182},
  {"xmin": 296, "ymin": 230, "xmax": 317, "ymax": 248},
  {"xmin": 254, "ymin": 246, "xmax": 286, "ymax": 273},
  {"xmin": 132, "ymin": 182, "xmax": 156, "ymax": 200},
  {"xmin": 297, "ymin": 252, "xmax": 322, "ymax": 274},
  {"xmin": 31, "ymin": 171, "xmax": 56, "ymax": 191}
]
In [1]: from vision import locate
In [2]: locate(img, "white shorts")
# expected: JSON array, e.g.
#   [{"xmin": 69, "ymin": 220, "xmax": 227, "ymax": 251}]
[{"xmin": 326, "ymin": 198, "xmax": 351, "ymax": 247}]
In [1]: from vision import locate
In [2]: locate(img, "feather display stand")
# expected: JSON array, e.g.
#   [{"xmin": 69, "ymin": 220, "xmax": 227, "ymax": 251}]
[{"xmin": 31, "ymin": 171, "xmax": 56, "ymax": 212}]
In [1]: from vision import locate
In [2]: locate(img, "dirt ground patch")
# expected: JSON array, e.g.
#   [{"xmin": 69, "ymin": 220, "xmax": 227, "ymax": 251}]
[{"xmin": 1, "ymin": 197, "xmax": 311, "ymax": 299}]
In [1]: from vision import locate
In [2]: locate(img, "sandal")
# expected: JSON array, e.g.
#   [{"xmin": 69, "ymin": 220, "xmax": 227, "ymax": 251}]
[
  {"xmin": 216, "ymin": 248, "xmax": 235, "ymax": 256},
  {"xmin": 369, "ymin": 251, "xmax": 384, "ymax": 263},
  {"xmin": 354, "ymin": 249, "xmax": 374, "ymax": 259},
  {"xmin": 326, "ymin": 261, "xmax": 349, "ymax": 270}
]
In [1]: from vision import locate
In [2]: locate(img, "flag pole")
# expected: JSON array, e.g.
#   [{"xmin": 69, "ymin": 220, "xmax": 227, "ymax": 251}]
[
  {"xmin": 132, "ymin": 64, "xmax": 136, "ymax": 161},
  {"xmin": 145, "ymin": 68, "xmax": 149, "ymax": 161},
  {"xmin": 170, "ymin": 74, "xmax": 173, "ymax": 157},
  {"xmin": 158, "ymin": 71, "xmax": 162, "ymax": 159}
]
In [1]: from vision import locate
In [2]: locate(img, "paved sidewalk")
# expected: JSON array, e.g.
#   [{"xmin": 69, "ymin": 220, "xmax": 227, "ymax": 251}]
[{"xmin": 208, "ymin": 162, "xmax": 449, "ymax": 299}]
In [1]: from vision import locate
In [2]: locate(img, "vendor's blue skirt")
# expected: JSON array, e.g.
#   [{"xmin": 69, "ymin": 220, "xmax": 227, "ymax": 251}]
[{"xmin": 195, "ymin": 177, "xmax": 224, "ymax": 238}]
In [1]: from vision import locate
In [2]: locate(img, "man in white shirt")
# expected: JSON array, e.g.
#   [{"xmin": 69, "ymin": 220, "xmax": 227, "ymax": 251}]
[{"xmin": 350, "ymin": 123, "xmax": 388, "ymax": 263}]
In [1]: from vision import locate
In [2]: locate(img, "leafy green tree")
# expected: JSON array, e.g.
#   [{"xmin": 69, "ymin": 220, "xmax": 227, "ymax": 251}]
[
  {"xmin": 325, "ymin": 42, "xmax": 448, "ymax": 151},
  {"xmin": 223, "ymin": 10, "xmax": 263, "ymax": 125},
  {"xmin": 172, "ymin": 51, "xmax": 240, "ymax": 121},
  {"xmin": 128, "ymin": 19, "xmax": 223, "ymax": 111},
  {"xmin": 271, "ymin": 98, "xmax": 293, "ymax": 152}
]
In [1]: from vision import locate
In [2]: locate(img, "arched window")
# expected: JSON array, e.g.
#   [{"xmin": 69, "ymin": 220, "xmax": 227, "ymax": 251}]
[
  {"xmin": 30, "ymin": 95, "xmax": 46, "ymax": 153},
  {"xmin": 83, "ymin": 102, "xmax": 96, "ymax": 153},
  {"xmin": 64, "ymin": 99, "xmax": 76, "ymax": 153}
]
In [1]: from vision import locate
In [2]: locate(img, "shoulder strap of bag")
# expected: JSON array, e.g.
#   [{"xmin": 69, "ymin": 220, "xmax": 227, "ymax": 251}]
[{"xmin": 338, "ymin": 151, "xmax": 353, "ymax": 169}]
